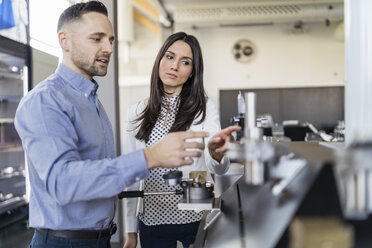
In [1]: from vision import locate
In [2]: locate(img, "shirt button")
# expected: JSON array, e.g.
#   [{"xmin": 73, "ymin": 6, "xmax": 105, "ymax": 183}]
[
  {"xmin": 135, "ymin": 177, "xmax": 140, "ymax": 181},
  {"xmin": 84, "ymin": 93, "xmax": 88, "ymax": 97}
]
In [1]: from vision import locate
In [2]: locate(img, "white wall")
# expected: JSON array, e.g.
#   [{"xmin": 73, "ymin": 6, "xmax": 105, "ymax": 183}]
[
  {"xmin": 31, "ymin": 48, "xmax": 58, "ymax": 88},
  {"xmin": 176, "ymin": 21, "xmax": 345, "ymax": 106},
  {"xmin": 118, "ymin": 21, "xmax": 162, "ymax": 154}
]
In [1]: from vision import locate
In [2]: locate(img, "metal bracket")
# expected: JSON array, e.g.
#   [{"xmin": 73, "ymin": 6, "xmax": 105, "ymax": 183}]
[{"xmin": 203, "ymin": 197, "xmax": 222, "ymax": 230}]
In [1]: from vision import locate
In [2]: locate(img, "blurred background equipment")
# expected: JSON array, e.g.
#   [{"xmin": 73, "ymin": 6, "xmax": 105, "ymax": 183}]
[{"xmin": 0, "ymin": 35, "xmax": 31, "ymax": 229}]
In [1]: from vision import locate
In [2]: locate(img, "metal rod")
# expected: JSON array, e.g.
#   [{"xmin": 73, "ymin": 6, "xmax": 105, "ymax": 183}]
[
  {"xmin": 244, "ymin": 92, "xmax": 256, "ymax": 130},
  {"xmin": 144, "ymin": 191, "xmax": 178, "ymax": 196}
]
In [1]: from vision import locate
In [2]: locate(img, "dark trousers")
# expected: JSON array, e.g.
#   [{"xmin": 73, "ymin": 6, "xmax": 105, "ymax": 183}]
[
  {"xmin": 30, "ymin": 229, "xmax": 111, "ymax": 248},
  {"xmin": 139, "ymin": 220, "xmax": 200, "ymax": 248}
]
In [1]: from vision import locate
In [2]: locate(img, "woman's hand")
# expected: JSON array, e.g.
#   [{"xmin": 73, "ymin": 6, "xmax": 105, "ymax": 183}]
[
  {"xmin": 123, "ymin": 233, "xmax": 138, "ymax": 248},
  {"xmin": 208, "ymin": 126, "xmax": 241, "ymax": 163}
]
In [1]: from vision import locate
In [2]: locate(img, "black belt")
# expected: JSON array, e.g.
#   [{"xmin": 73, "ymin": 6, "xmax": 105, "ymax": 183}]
[{"xmin": 37, "ymin": 223, "xmax": 117, "ymax": 239}]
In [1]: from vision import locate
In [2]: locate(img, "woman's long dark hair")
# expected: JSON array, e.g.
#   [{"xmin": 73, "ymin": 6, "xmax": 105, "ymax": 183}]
[{"xmin": 135, "ymin": 32, "xmax": 207, "ymax": 142}]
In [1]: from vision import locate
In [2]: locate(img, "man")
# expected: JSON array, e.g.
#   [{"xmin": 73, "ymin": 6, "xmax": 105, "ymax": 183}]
[{"xmin": 14, "ymin": 1, "xmax": 207, "ymax": 247}]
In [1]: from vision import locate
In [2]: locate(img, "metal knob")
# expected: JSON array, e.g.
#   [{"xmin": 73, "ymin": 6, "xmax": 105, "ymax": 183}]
[{"xmin": 163, "ymin": 171, "xmax": 183, "ymax": 186}]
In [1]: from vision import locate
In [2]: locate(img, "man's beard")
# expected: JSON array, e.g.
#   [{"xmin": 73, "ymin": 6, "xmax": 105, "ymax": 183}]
[{"xmin": 71, "ymin": 50, "xmax": 108, "ymax": 78}]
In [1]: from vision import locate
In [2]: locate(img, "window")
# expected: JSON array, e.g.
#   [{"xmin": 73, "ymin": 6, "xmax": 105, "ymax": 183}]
[{"xmin": 29, "ymin": 0, "xmax": 72, "ymax": 57}]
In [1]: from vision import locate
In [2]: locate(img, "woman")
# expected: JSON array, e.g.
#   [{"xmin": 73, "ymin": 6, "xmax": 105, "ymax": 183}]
[{"xmin": 124, "ymin": 32, "xmax": 240, "ymax": 248}]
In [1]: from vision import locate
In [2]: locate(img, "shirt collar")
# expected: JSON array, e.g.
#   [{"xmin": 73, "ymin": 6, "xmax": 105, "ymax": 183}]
[
  {"xmin": 56, "ymin": 63, "xmax": 99, "ymax": 97},
  {"xmin": 162, "ymin": 95, "xmax": 179, "ymax": 108}
]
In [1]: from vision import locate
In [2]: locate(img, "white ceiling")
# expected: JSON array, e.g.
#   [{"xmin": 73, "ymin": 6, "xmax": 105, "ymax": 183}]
[{"xmin": 157, "ymin": 0, "xmax": 344, "ymax": 28}]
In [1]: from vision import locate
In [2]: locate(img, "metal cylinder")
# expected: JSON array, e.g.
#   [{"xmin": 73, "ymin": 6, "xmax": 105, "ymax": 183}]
[
  {"xmin": 242, "ymin": 92, "xmax": 266, "ymax": 185},
  {"xmin": 189, "ymin": 183, "xmax": 214, "ymax": 200},
  {"xmin": 181, "ymin": 181, "xmax": 214, "ymax": 201},
  {"xmin": 245, "ymin": 159, "xmax": 267, "ymax": 185},
  {"xmin": 334, "ymin": 143, "xmax": 372, "ymax": 219},
  {"xmin": 345, "ymin": 0, "xmax": 372, "ymax": 145},
  {"xmin": 163, "ymin": 171, "xmax": 183, "ymax": 186},
  {"xmin": 244, "ymin": 92, "xmax": 256, "ymax": 136},
  {"xmin": 244, "ymin": 92, "xmax": 263, "ymax": 141}
]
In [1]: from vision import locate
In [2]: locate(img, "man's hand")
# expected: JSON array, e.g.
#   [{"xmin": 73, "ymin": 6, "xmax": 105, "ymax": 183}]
[
  {"xmin": 208, "ymin": 126, "xmax": 241, "ymax": 163},
  {"xmin": 123, "ymin": 233, "xmax": 137, "ymax": 248},
  {"xmin": 144, "ymin": 131, "xmax": 209, "ymax": 169}
]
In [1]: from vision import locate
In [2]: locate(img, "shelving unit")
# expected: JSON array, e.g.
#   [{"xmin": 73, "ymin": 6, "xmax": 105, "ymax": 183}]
[{"xmin": 0, "ymin": 34, "xmax": 31, "ymax": 229}]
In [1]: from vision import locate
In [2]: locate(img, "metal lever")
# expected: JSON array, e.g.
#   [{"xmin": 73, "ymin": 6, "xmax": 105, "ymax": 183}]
[
  {"xmin": 118, "ymin": 190, "xmax": 144, "ymax": 199},
  {"xmin": 118, "ymin": 190, "xmax": 183, "ymax": 199}
]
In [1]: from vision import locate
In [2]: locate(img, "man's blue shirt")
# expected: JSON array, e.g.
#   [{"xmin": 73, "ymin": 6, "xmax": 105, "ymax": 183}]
[{"xmin": 15, "ymin": 64, "xmax": 149, "ymax": 230}]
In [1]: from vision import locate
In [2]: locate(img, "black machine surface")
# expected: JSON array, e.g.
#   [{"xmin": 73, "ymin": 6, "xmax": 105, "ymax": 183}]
[
  {"xmin": 194, "ymin": 91, "xmax": 368, "ymax": 247},
  {"xmin": 194, "ymin": 142, "xmax": 372, "ymax": 248}
]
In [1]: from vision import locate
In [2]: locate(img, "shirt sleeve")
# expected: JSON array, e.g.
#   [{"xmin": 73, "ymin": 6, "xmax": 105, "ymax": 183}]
[
  {"xmin": 14, "ymin": 91, "xmax": 149, "ymax": 206},
  {"xmin": 203, "ymin": 99, "xmax": 231, "ymax": 175}
]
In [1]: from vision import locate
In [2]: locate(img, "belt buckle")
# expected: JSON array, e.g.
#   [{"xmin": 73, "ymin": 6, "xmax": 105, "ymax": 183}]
[{"xmin": 109, "ymin": 223, "xmax": 117, "ymax": 236}]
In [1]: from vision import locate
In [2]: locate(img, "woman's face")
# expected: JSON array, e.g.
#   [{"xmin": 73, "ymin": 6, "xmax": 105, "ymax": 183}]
[{"xmin": 159, "ymin": 40, "xmax": 193, "ymax": 97}]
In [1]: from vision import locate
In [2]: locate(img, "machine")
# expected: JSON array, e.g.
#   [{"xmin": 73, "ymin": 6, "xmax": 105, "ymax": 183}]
[
  {"xmin": 118, "ymin": 170, "xmax": 217, "ymax": 212},
  {"xmin": 192, "ymin": 92, "xmax": 372, "ymax": 248}
]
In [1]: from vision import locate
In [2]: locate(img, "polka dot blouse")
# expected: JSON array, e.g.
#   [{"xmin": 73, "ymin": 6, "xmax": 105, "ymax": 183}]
[{"xmin": 138, "ymin": 95, "xmax": 204, "ymax": 226}]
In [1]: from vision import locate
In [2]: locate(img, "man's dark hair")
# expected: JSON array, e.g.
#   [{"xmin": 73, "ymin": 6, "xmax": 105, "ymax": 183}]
[{"xmin": 57, "ymin": 1, "xmax": 108, "ymax": 32}]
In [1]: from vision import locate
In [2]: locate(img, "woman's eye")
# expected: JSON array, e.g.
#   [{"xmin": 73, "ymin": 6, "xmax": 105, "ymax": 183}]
[
  {"xmin": 166, "ymin": 54, "xmax": 174, "ymax": 60},
  {"xmin": 92, "ymin": 38, "xmax": 100, "ymax": 42},
  {"xmin": 182, "ymin": 60, "xmax": 191, "ymax": 66}
]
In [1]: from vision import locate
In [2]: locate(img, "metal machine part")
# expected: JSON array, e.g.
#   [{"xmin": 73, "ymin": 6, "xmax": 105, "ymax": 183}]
[
  {"xmin": 180, "ymin": 181, "xmax": 214, "ymax": 200},
  {"xmin": 230, "ymin": 114, "xmax": 244, "ymax": 141},
  {"xmin": 244, "ymin": 92, "xmax": 274, "ymax": 185},
  {"xmin": 230, "ymin": 91, "xmax": 245, "ymax": 141},
  {"xmin": 227, "ymin": 92, "xmax": 308, "ymax": 191},
  {"xmin": 194, "ymin": 142, "xmax": 328, "ymax": 248},
  {"xmin": 333, "ymin": 120, "xmax": 345, "ymax": 142},
  {"xmin": 256, "ymin": 114, "xmax": 274, "ymax": 128},
  {"xmin": 178, "ymin": 180, "xmax": 215, "ymax": 211},
  {"xmin": 117, "ymin": 188, "xmax": 183, "ymax": 199},
  {"xmin": 305, "ymin": 122, "xmax": 334, "ymax": 142},
  {"xmin": 228, "ymin": 92, "xmax": 275, "ymax": 185},
  {"xmin": 227, "ymin": 139, "xmax": 274, "ymax": 185},
  {"xmin": 334, "ymin": 142, "xmax": 372, "ymax": 220},
  {"xmin": 162, "ymin": 170, "xmax": 183, "ymax": 186},
  {"xmin": 118, "ymin": 171, "xmax": 215, "ymax": 211},
  {"xmin": 230, "ymin": 93, "xmax": 275, "ymax": 141},
  {"xmin": 179, "ymin": 171, "xmax": 214, "ymax": 204}
]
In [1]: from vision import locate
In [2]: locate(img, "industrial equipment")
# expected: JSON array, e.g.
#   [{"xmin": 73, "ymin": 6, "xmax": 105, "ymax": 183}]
[
  {"xmin": 193, "ymin": 92, "xmax": 371, "ymax": 248},
  {"xmin": 0, "ymin": 35, "xmax": 30, "ymax": 229},
  {"xmin": 118, "ymin": 170, "xmax": 216, "ymax": 211}
]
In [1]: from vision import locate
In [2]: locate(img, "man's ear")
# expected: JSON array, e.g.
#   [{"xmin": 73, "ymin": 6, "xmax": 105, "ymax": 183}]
[{"xmin": 58, "ymin": 31, "xmax": 70, "ymax": 52}]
